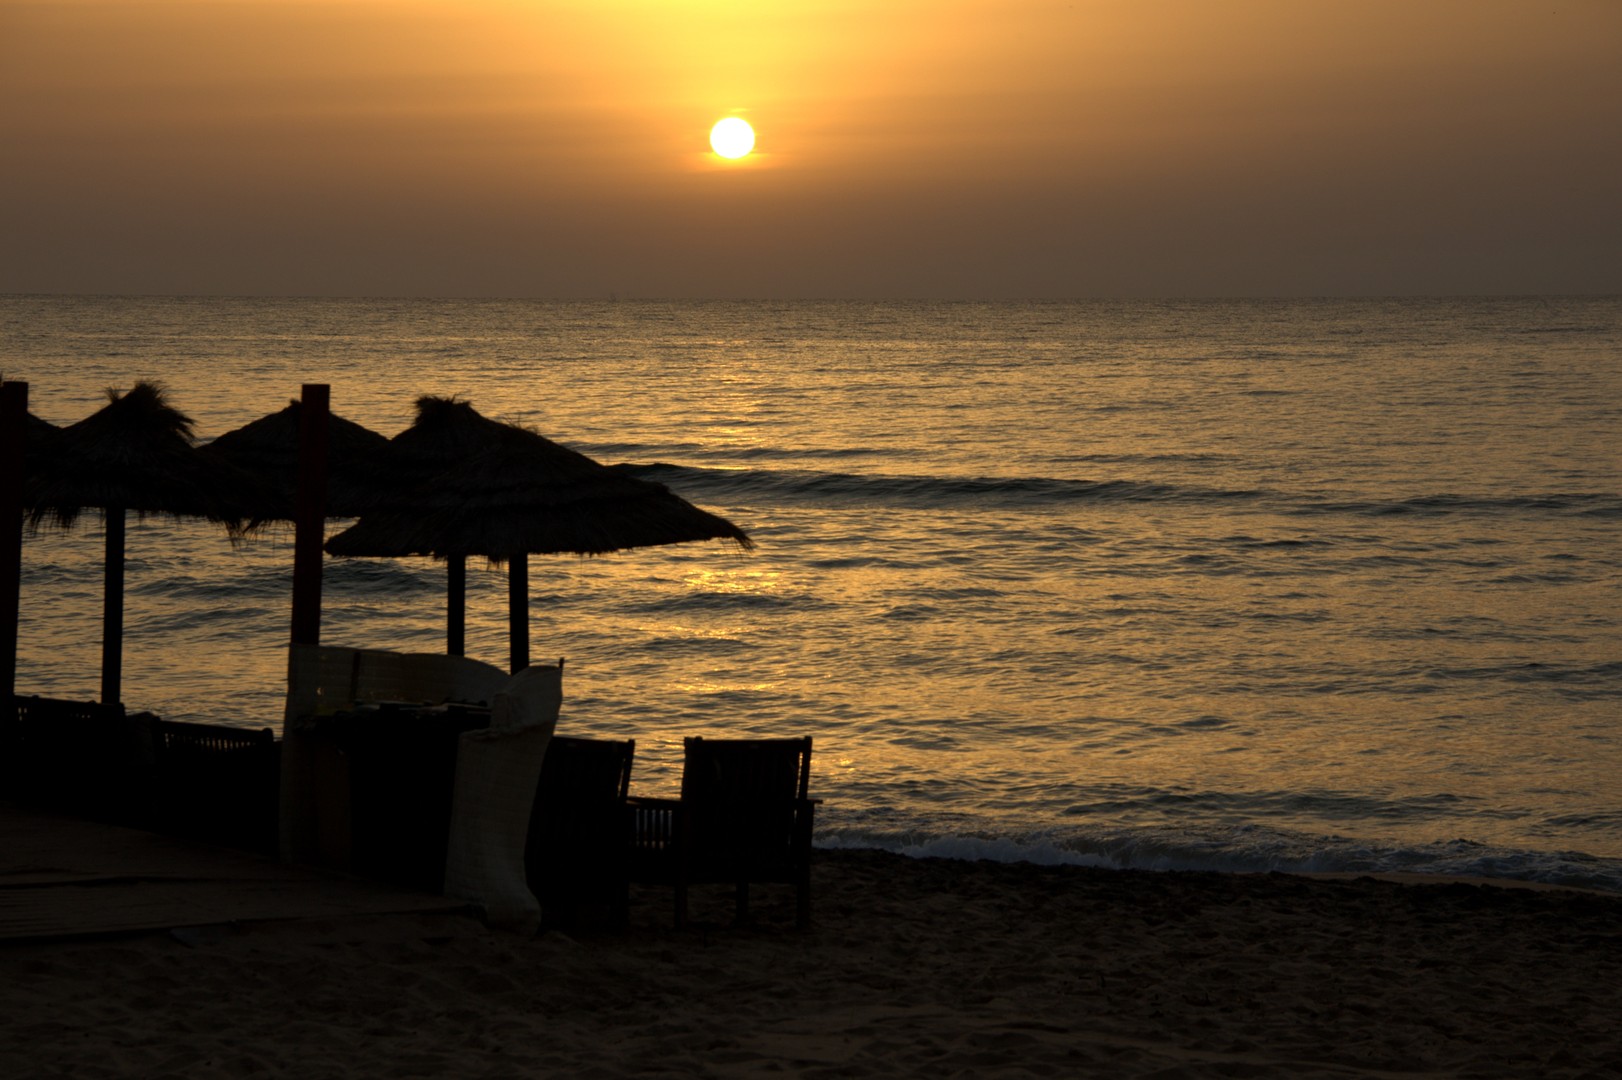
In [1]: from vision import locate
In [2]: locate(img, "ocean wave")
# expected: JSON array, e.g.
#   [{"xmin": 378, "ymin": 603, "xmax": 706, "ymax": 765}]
[
  {"xmin": 1509, "ymin": 324, "xmax": 1612, "ymax": 335},
  {"xmin": 626, "ymin": 462, "xmax": 1261, "ymax": 510},
  {"xmin": 1287, "ymin": 492, "xmax": 1622, "ymax": 519},
  {"xmin": 1423, "ymin": 660, "xmax": 1622, "ymax": 699},
  {"xmin": 129, "ymin": 571, "xmax": 290, "ymax": 601},
  {"xmin": 624, "ymin": 462, "xmax": 1622, "ymax": 520},
  {"xmin": 637, "ymin": 635, "xmax": 759, "ymax": 658},
  {"xmin": 592, "ymin": 442, "xmax": 918, "ymax": 463},
  {"xmin": 1048, "ymin": 451, "xmax": 1237, "ymax": 466},
  {"xmin": 615, "ymin": 590, "xmax": 829, "ymax": 614},
  {"xmin": 1060, "ymin": 787, "xmax": 1486, "ymax": 824},
  {"xmin": 322, "ymin": 559, "xmax": 443, "ymax": 596},
  {"xmin": 816, "ymin": 823, "xmax": 1622, "ymax": 894}
]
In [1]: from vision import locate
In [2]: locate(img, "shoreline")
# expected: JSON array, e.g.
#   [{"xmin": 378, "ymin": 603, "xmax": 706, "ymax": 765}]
[
  {"xmin": 1293, "ymin": 868, "xmax": 1621, "ymax": 896},
  {"xmin": 5, "ymin": 847, "xmax": 1619, "ymax": 1077}
]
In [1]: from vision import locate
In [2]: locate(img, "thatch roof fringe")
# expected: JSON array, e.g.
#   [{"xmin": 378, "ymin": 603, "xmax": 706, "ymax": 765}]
[
  {"xmin": 24, "ymin": 381, "xmax": 256, "ymax": 532},
  {"xmin": 324, "ymin": 395, "xmax": 753, "ymax": 561}
]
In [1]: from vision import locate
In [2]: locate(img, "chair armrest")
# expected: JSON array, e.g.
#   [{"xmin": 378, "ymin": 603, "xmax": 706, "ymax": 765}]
[
  {"xmin": 627, "ymin": 796, "xmax": 686, "ymax": 856},
  {"xmin": 791, "ymin": 797, "xmax": 819, "ymax": 849},
  {"xmin": 625, "ymin": 795, "xmax": 683, "ymax": 810}
]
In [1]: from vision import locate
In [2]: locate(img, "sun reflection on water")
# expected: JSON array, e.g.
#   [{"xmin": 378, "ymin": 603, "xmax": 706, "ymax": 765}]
[{"xmin": 682, "ymin": 568, "xmax": 782, "ymax": 594}]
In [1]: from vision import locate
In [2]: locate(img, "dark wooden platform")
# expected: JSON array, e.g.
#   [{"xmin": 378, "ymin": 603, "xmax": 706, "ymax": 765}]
[{"xmin": 0, "ymin": 802, "xmax": 471, "ymax": 944}]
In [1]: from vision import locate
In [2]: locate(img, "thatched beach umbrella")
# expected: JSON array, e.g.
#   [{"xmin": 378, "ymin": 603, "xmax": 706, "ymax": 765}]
[
  {"xmin": 25, "ymin": 382, "xmax": 256, "ymax": 706},
  {"xmin": 202, "ymin": 398, "xmax": 395, "ymax": 521},
  {"xmin": 325, "ymin": 396, "xmax": 753, "ymax": 673},
  {"xmin": 325, "ymin": 394, "xmax": 508, "ymax": 657},
  {"xmin": 23, "ymin": 411, "xmax": 60, "ymax": 448}
]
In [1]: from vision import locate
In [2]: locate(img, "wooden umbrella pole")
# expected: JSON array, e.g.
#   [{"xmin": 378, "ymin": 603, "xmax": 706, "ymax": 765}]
[
  {"xmin": 100, "ymin": 507, "xmax": 125, "ymax": 707},
  {"xmin": 447, "ymin": 554, "xmax": 466, "ymax": 656},
  {"xmin": 508, "ymin": 552, "xmax": 529, "ymax": 674},
  {"xmin": 1, "ymin": 381, "xmax": 27, "ymax": 707},
  {"xmin": 290, "ymin": 384, "xmax": 330, "ymax": 646}
]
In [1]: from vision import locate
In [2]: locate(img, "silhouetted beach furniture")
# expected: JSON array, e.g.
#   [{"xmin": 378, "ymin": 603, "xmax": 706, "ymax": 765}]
[
  {"xmin": 630, "ymin": 736, "xmax": 819, "ymax": 928},
  {"xmin": 281, "ymin": 644, "xmax": 563, "ymax": 930},
  {"xmin": 149, "ymin": 718, "xmax": 279, "ymax": 853},
  {"xmin": 525, "ymin": 735, "xmax": 636, "ymax": 927},
  {"xmin": 3, "ymin": 695, "xmax": 279, "ymax": 852},
  {"xmin": 320, "ymin": 703, "xmax": 490, "ymax": 891},
  {"xmin": 281, "ymin": 644, "xmax": 510, "ymax": 873},
  {"xmin": 3, "ymin": 694, "xmax": 155, "ymax": 822},
  {"xmin": 324, "ymin": 396, "xmax": 752, "ymax": 672}
]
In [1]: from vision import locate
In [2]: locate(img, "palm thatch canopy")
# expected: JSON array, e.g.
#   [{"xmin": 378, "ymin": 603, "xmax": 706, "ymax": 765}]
[
  {"xmin": 19, "ymin": 411, "xmax": 60, "ymax": 474},
  {"xmin": 323, "ymin": 396, "xmax": 751, "ymax": 673},
  {"xmin": 24, "ymin": 411, "xmax": 60, "ymax": 445},
  {"xmin": 381, "ymin": 394, "xmax": 532, "ymax": 486},
  {"xmin": 201, "ymin": 398, "xmax": 395, "ymax": 520},
  {"xmin": 325, "ymin": 396, "xmax": 753, "ymax": 561},
  {"xmin": 25, "ymin": 381, "xmax": 256, "ymax": 531}
]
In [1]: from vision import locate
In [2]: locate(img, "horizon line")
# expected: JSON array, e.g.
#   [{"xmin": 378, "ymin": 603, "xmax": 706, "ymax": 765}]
[{"xmin": 4, "ymin": 291, "xmax": 1620, "ymax": 304}]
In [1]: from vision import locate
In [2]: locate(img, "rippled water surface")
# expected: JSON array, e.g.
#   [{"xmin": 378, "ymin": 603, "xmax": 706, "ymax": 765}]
[{"xmin": 4, "ymin": 296, "xmax": 1620, "ymax": 888}]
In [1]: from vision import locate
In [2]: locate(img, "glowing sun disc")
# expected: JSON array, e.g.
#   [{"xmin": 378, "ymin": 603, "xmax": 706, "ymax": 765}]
[{"xmin": 710, "ymin": 117, "xmax": 755, "ymax": 159}]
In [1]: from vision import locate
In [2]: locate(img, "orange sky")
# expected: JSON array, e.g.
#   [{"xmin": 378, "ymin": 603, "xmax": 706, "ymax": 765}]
[{"xmin": 3, "ymin": 0, "xmax": 1619, "ymax": 298}]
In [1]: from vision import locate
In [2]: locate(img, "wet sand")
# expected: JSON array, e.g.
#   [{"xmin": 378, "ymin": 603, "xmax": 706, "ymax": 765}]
[{"xmin": 3, "ymin": 848, "xmax": 1620, "ymax": 1078}]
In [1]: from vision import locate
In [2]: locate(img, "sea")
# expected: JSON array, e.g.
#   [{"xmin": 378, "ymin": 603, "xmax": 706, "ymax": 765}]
[{"xmin": 4, "ymin": 295, "xmax": 1620, "ymax": 891}]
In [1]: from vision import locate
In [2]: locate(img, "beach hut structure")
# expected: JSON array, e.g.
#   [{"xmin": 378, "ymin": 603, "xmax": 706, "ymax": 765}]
[
  {"xmin": 202, "ymin": 398, "xmax": 395, "ymax": 522},
  {"xmin": 324, "ymin": 396, "xmax": 753, "ymax": 673},
  {"xmin": 22, "ymin": 382, "xmax": 256, "ymax": 706}
]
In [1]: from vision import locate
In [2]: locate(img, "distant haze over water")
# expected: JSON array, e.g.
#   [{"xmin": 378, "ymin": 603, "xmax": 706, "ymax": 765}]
[{"xmin": 4, "ymin": 295, "xmax": 1620, "ymax": 889}]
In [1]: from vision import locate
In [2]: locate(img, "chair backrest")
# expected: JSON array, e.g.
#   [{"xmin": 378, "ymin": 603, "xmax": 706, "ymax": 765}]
[
  {"xmin": 680, "ymin": 736, "xmax": 812, "ymax": 866},
  {"xmin": 10, "ymin": 694, "xmax": 126, "ymax": 753},
  {"xmin": 5, "ymin": 695, "xmax": 143, "ymax": 813},
  {"xmin": 154, "ymin": 719, "xmax": 276, "ymax": 757},
  {"xmin": 526, "ymin": 736, "xmax": 636, "ymax": 890},
  {"xmin": 534, "ymin": 736, "xmax": 636, "ymax": 827},
  {"xmin": 149, "ymin": 719, "xmax": 280, "ymax": 853}
]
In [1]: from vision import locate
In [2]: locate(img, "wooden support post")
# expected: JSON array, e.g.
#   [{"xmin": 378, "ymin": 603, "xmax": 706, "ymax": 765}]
[
  {"xmin": 99, "ymin": 508, "xmax": 125, "ymax": 706},
  {"xmin": 1, "ymin": 381, "xmax": 27, "ymax": 707},
  {"xmin": 290, "ymin": 384, "xmax": 329, "ymax": 646},
  {"xmin": 447, "ymin": 554, "xmax": 466, "ymax": 656},
  {"xmin": 508, "ymin": 552, "xmax": 529, "ymax": 674}
]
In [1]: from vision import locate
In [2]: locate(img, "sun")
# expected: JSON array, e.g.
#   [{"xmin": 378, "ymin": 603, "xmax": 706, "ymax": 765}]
[{"xmin": 709, "ymin": 117, "xmax": 755, "ymax": 159}]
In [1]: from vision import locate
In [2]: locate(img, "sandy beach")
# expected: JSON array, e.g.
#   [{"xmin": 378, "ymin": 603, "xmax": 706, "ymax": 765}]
[{"xmin": 4, "ymin": 847, "xmax": 1619, "ymax": 1078}]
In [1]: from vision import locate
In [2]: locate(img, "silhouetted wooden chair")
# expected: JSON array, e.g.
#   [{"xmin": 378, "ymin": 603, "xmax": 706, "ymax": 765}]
[
  {"xmin": 630, "ymin": 735, "xmax": 818, "ymax": 929},
  {"xmin": 4, "ymin": 695, "xmax": 155, "ymax": 823},
  {"xmin": 524, "ymin": 735, "xmax": 636, "ymax": 927},
  {"xmin": 150, "ymin": 719, "xmax": 280, "ymax": 853},
  {"xmin": 332, "ymin": 705, "xmax": 491, "ymax": 892}
]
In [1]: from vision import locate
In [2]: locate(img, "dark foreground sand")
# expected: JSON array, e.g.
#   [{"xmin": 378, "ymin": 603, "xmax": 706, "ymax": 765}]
[{"xmin": 3, "ymin": 849, "xmax": 1620, "ymax": 1078}]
